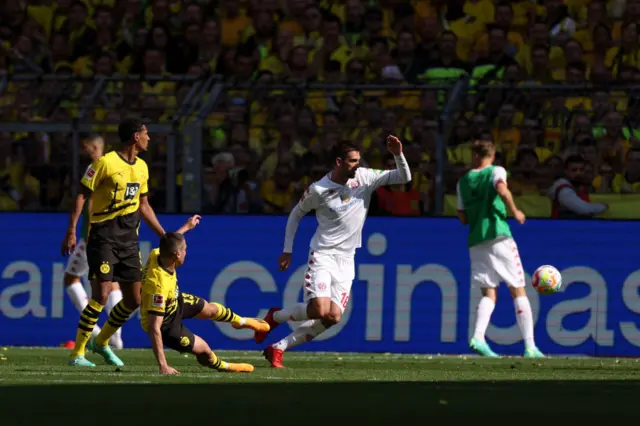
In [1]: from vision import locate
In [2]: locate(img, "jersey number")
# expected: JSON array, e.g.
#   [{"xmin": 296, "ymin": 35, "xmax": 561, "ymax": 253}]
[
  {"xmin": 340, "ymin": 292, "xmax": 350, "ymax": 309},
  {"xmin": 124, "ymin": 183, "xmax": 141, "ymax": 200}
]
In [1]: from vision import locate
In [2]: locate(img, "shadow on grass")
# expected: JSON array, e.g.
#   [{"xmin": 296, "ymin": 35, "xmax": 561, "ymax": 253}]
[{"xmin": 1, "ymin": 381, "xmax": 638, "ymax": 424}]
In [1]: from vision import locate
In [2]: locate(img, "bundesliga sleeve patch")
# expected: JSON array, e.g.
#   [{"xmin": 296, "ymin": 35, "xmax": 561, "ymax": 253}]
[
  {"xmin": 84, "ymin": 168, "xmax": 96, "ymax": 180},
  {"xmin": 152, "ymin": 294, "xmax": 164, "ymax": 307}
]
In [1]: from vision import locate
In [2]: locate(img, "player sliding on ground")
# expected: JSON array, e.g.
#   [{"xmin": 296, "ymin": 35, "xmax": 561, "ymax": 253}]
[
  {"xmin": 255, "ymin": 137, "xmax": 411, "ymax": 368},
  {"xmin": 456, "ymin": 139, "xmax": 544, "ymax": 358},
  {"xmin": 141, "ymin": 216, "xmax": 269, "ymax": 374}
]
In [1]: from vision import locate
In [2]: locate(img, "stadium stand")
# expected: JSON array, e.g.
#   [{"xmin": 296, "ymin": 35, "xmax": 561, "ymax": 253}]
[{"xmin": 0, "ymin": 0, "xmax": 639, "ymax": 217}]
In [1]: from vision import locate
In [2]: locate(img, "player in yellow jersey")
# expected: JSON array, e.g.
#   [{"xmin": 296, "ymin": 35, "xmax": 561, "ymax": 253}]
[
  {"xmin": 61, "ymin": 118, "xmax": 167, "ymax": 367},
  {"xmin": 62, "ymin": 134, "xmax": 124, "ymax": 350},
  {"xmin": 141, "ymin": 216, "xmax": 269, "ymax": 374}
]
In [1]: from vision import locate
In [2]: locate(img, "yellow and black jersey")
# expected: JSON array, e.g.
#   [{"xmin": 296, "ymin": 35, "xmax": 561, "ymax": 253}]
[
  {"xmin": 140, "ymin": 248, "xmax": 179, "ymax": 332},
  {"xmin": 81, "ymin": 151, "xmax": 149, "ymax": 245},
  {"xmin": 81, "ymin": 151, "xmax": 149, "ymax": 221}
]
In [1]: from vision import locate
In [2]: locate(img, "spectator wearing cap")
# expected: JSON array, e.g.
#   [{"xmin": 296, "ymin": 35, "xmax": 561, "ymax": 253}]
[{"xmin": 548, "ymin": 155, "xmax": 607, "ymax": 218}]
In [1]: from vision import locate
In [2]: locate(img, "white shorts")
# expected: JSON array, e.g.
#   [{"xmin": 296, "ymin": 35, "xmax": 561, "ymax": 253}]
[
  {"xmin": 64, "ymin": 238, "xmax": 89, "ymax": 277},
  {"xmin": 304, "ymin": 250, "xmax": 355, "ymax": 312},
  {"xmin": 469, "ymin": 237, "xmax": 525, "ymax": 289}
]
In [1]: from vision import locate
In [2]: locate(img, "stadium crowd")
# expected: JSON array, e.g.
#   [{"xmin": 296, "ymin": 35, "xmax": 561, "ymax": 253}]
[{"xmin": 1, "ymin": 0, "xmax": 640, "ymax": 216}]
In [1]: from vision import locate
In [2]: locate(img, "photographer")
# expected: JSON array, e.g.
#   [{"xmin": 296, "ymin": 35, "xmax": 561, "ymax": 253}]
[{"xmin": 204, "ymin": 152, "xmax": 261, "ymax": 214}]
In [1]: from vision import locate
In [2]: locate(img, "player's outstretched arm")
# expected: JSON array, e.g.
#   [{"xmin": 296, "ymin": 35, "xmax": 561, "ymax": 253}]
[
  {"xmin": 140, "ymin": 196, "xmax": 166, "ymax": 237},
  {"xmin": 176, "ymin": 215, "xmax": 201, "ymax": 234},
  {"xmin": 147, "ymin": 314, "xmax": 179, "ymax": 375},
  {"xmin": 61, "ymin": 188, "xmax": 90, "ymax": 256},
  {"xmin": 496, "ymin": 182, "xmax": 525, "ymax": 224},
  {"xmin": 364, "ymin": 136, "xmax": 412, "ymax": 190},
  {"xmin": 385, "ymin": 135, "xmax": 412, "ymax": 184}
]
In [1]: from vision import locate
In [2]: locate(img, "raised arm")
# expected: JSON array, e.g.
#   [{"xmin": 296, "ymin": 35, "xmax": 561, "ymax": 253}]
[
  {"xmin": 176, "ymin": 215, "xmax": 202, "ymax": 234},
  {"xmin": 364, "ymin": 136, "xmax": 412, "ymax": 190}
]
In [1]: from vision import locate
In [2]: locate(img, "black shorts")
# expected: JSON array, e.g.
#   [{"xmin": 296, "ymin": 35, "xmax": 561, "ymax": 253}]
[
  {"xmin": 161, "ymin": 292, "xmax": 206, "ymax": 353},
  {"xmin": 87, "ymin": 238, "xmax": 141, "ymax": 284}
]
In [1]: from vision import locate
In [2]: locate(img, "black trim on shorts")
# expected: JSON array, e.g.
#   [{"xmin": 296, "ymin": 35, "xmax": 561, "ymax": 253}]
[{"xmin": 148, "ymin": 310, "xmax": 165, "ymax": 316}]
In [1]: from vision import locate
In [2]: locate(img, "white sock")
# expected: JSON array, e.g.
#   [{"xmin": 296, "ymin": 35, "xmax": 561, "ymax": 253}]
[
  {"xmin": 273, "ymin": 303, "xmax": 308, "ymax": 323},
  {"xmin": 272, "ymin": 320, "xmax": 326, "ymax": 351},
  {"xmin": 473, "ymin": 297, "xmax": 495, "ymax": 342},
  {"xmin": 66, "ymin": 282, "xmax": 89, "ymax": 313},
  {"xmin": 104, "ymin": 289, "xmax": 123, "ymax": 315},
  {"xmin": 514, "ymin": 296, "xmax": 535, "ymax": 348}
]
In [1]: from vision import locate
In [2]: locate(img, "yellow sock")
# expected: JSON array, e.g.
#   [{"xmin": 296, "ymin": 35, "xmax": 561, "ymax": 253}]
[
  {"xmin": 95, "ymin": 301, "xmax": 135, "ymax": 347},
  {"xmin": 208, "ymin": 352, "xmax": 228, "ymax": 371},
  {"xmin": 71, "ymin": 299, "xmax": 103, "ymax": 357},
  {"xmin": 212, "ymin": 303, "xmax": 242, "ymax": 325}
]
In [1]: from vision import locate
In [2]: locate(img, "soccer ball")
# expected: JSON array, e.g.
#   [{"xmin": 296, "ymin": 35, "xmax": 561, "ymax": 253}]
[{"xmin": 532, "ymin": 265, "xmax": 562, "ymax": 294}]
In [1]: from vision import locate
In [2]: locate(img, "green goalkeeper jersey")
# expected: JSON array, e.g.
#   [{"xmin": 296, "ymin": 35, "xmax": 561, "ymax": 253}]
[{"xmin": 457, "ymin": 165, "xmax": 512, "ymax": 248}]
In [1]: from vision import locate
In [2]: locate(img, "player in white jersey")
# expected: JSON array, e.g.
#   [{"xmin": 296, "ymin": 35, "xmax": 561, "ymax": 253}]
[
  {"xmin": 254, "ymin": 137, "xmax": 411, "ymax": 367},
  {"xmin": 63, "ymin": 135, "xmax": 124, "ymax": 349}
]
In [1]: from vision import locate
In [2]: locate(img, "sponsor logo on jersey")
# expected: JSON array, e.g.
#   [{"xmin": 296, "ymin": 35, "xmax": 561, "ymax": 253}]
[
  {"xmin": 85, "ymin": 168, "xmax": 96, "ymax": 180},
  {"xmin": 152, "ymin": 294, "xmax": 164, "ymax": 307}
]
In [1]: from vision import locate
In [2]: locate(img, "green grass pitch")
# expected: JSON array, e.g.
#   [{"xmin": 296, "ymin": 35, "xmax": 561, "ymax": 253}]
[{"xmin": 1, "ymin": 347, "xmax": 639, "ymax": 424}]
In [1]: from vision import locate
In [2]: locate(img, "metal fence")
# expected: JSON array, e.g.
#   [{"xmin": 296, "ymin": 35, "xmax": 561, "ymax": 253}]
[{"xmin": 2, "ymin": 74, "xmax": 640, "ymax": 217}]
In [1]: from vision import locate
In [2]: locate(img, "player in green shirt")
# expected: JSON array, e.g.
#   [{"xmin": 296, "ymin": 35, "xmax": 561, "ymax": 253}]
[
  {"xmin": 62, "ymin": 135, "xmax": 124, "ymax": 350},
  {"xmin": 456, "ymin": 140, "xmax": 544, "ymax": 358}
]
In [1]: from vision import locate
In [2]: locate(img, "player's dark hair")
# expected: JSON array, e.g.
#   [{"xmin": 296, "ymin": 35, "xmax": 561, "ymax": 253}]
[
  {"xmin": 333, "ymin": 141, "xmax": 360, "ymax": 161},
  {"xmin": 471, "ymin": 139, "xmax": 496, "ymax": 158},
  {"xmin": 159, "ymin": 232, "xmax": 185, "ymax": 258},
  {"xmin": 564, "ymin": 155, "xmax": 585, "ymax": 168},
  {"xmin": 118, "ymin": 118, "xmax": 144, "ymax": 144}
]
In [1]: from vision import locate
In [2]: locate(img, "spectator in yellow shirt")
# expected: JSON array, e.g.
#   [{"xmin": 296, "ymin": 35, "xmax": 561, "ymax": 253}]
[
  {"xmin": 220, "ymin": 0, "xmax": 252, "ymax": 46},
  {"xmin": 593, "ymin": 150, "xmax": 640, "ymax": 193},
  {"xmin": 260, "ymin": 163, "xmax": 296, "ymax": 214}
]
